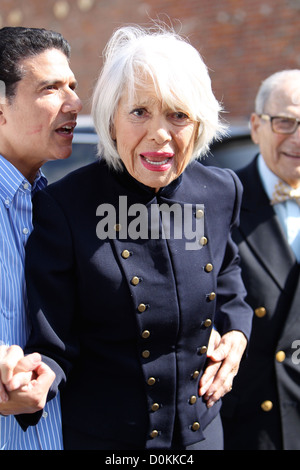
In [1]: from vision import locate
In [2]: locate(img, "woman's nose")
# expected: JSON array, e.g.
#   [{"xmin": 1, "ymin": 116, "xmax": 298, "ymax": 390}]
[{"xmin": 148, "ymin": 117, "xmax": 172, "ymax": 144}]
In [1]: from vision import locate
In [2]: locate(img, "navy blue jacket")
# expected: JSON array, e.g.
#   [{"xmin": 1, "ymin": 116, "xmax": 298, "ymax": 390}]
[
  {"xmin": 24, "ymin": 159, "xmax": 252, "ymax": 449},
  {"xmin": 221, "ymin": 156, "xmax": 300, "ymax": 450}
]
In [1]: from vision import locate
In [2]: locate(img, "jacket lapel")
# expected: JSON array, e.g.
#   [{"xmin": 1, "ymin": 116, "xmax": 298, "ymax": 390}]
[{"xmin": 237, "ymin": 156, "xmax": 296, "ymax": 291}]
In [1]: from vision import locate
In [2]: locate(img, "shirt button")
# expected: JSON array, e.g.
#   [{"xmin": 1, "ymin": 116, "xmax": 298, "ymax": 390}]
[
  {"xmin": 121, "ymin": 249, "xmax": 130, "ymax": 259},
  {"xmin": 137, "ymin": 303, "xmax": 147, "ymax": 313},
  {"xmin": 255, "ymin": 307, "xmax": 266, "ymax": 318},
  {"xmin": 189, "ymin": 395, "xmax": 197, "ymax": 404},
  {"xmin": 276, "ymin": 351, "xmax": 286, "ymax": 362},
  {"xmin": 42, "ymin": 411, "xmax": 48, "ymax": 419},
  {"xmin": 151, "ymin": 403, "xmax": 160, "ymax": 412},
  {"xmin": 4, "ymin": 199, "xmax": 10, "ymax": 206},
  {"xmin": 23, "ymin": 183, "xmax": 29, "ymax": 190},
  {"xmin": 147, "ymin": 377, "xmax": 156, "ymax": 386},
  {"xmin": 23, "ymin": 228, "xmax": 29, "ymax": 235},
  {"xmin": 261, "ymin": 400, "xmax": 273, "ymax": 412},
  {"xmin": 205, "ymin": 263, "xmax": 213, "ymax": 272},
  {"xmin": 131, "ymin": 276, "xmax": 140, "ymax": 286},
  {"xmin": 207, "ymin": 292, "xmax": 216, "ymax": 301},
  {"xmin": 141, "ymin": 330, "xmax": 150, "ymax": 339},
  {"xmin": 191, "ymin": 422, "xmax": 200, "ymax": 431},
  {"xmin": 199, "ymin": 236, "xmax": 208, "ymax": 246}
]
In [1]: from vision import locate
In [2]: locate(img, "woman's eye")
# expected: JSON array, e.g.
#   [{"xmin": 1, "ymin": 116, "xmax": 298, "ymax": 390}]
[
  {"xmin": 131, "ymin": 108, "xmax": 147, "ymax": 117},
  {"xmin": 172, "ymin": 111, "xmax": 189, "ymax": 120}
]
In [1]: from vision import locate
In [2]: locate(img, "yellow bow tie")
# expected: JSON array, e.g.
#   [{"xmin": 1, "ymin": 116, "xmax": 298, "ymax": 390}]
[{"xmin": 271, "ymin": 180, "xmax": 300, "ymax": 206}]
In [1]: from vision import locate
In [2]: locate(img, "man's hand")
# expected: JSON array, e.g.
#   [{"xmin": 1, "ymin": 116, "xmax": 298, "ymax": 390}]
[
  {"xmin": 0, "ymin": 345, "xmax": 55, "ymax": 415},
  {"xmin": 199, "ymin": 329, "xmax": 247, "ymax": 408}
]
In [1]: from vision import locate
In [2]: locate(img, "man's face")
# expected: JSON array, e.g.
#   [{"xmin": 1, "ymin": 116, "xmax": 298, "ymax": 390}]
[
  {"xmin": 251, "ymin": 78, "xmax": 300, "ymax": 188},
  {"xmin": 0, "ymin": 48, "xmax": 82, "ymax": 181}
]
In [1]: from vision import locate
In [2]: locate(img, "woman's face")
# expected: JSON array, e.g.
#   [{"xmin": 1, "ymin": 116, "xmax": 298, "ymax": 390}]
[{"xmin": 112, "ymin": 82, "xmax": 198, "ymax": 191}]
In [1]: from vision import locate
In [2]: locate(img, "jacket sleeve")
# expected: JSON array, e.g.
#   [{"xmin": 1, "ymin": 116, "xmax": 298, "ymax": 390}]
[
  {"xmin": 214, "ymin": 169, "xmax": 253, "ymax": 340},
  {"xmin": 24, "ymin": 188, "xmax": 81, "ymax": 397}
]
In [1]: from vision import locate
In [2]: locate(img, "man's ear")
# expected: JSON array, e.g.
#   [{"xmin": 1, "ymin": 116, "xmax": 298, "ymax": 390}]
[
  {"xmin": 0, "ymin": 93, "xmax": 8, "ymax": 125},
  {"xmin": 0, "ymin": 108, "xmax": 6, "ymax": 125},
  {"xmin": 250, "ymin": 113, "xmax": 260, "ymax": 145}
]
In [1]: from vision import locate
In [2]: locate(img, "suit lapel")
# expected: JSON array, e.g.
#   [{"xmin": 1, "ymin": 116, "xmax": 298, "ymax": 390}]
[
  {"xmin": 237, "ymin": 156, "xmax": 296, "ymax": 291},
  {"xmin": 278, "ymin": 270, "xmax": 300, "ymax": 343}
]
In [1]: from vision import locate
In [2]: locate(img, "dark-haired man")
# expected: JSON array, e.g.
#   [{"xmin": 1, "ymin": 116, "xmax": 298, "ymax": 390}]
[{"xmin": 0, "ymin": 27, "xmax": 82, "ymax": 449}]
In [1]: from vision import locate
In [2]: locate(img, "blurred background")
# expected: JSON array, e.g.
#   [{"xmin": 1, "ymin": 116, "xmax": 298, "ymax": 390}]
[
  {"xmin": 0, "ymin": 0, "xmax": 299, "ymax": 179},
  {"xmin": 1, "ymin": 0, "xmax": 299, "ymax": 122}
]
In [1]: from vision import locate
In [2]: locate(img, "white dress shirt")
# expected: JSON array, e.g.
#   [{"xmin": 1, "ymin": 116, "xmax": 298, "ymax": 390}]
[{"xmin": 257, "ymin": 154, "xmax": 300, "ymax": 262}]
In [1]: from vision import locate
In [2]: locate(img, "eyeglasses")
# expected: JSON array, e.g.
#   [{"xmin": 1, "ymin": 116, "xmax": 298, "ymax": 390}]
[{"xmin": 259, "ymin": 114, "xmax": 300, "ymax": 135}]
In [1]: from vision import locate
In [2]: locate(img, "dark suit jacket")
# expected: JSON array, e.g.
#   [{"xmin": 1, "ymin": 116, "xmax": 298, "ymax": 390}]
[
  {"xmin": 23, "ymin": 159, "xmax": 252, "ymax": 449},
  {"xmin": 221, "ymin": 156, "xmax": 300, "ymax": 450}
]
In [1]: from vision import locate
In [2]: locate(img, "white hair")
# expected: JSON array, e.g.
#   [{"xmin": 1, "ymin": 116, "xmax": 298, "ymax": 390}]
[
  {"xmin": 92, "ymin": 24, "xmax": 226, "ymax": 171},
  {"xmin": 255, "ymin": 69, "xmax": 300, "ymax": 114}
]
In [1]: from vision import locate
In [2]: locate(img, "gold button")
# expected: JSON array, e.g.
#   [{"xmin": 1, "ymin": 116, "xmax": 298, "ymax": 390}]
[
  {"xmin": 142, "ymin": 350, "xmax": 150, "ymax": 359},
  {"xmin": 200, "ymin": 236, "xmax": 208, "ymax": 246},
  {"xmin": 150, "ymin": 430, "xmax": 159, "ymax": 439},
  {"xmin": 205, "ymin": 263, "xmax": 213, "ymax": 272},
  {"xmin": 138, "ymin": 303, "xmax": 146, "ymax": 313},
  {"xmin": 114, "ymin": 223, "xmax": 121, "ymax": 232},
  {"xmin": 147, "ymin": 377, "xmax": 156, "ymax": 386},
  {"xmin": 121, "ymin": 249, "xmax": 130, "ymax": 259},
  {"xmin": 131, "ymin": 276, "xmax": 140, "ymax": 286},
  {"xmin": 191, "ymin": 422, "xmax": 200, "ymax": 431},
  {"xmin": 199, "ymin": 346, "xmax": 208, "ymax": 355},
  {"xmin": 196, "ymin": 209, "xmax": 204, "ymax": 219},
  {"xmin": 255, "ymin": 307, "xmax": 266, "ymax": 318},
  {"xmin": 261, "ymin": 400, "xmax": 273, "ymax": 412},
  {"xmin": 189, "ymin": 395, "xmax": 197, "ymax": 405},
  {"xmin": 276, "ymin": 350, "xmax": 286, "ymax": 362},
  {"xmin": 151, "ymin": 403, "xmax": 160, "ymax": 412},
  {"xmin": 203, "ymin": 318, "xmax": 212, "ymax": 328},
  {"xmin": 141, "ymin": 330, "xmax": 150, "ymax": 339},
  {"xmin": 192, "ymin": 370, "xmax": 200, "ymax": 379},
  {"xmin": 208, "ymin": 292, "xmax": 216, "ymax": 301}
]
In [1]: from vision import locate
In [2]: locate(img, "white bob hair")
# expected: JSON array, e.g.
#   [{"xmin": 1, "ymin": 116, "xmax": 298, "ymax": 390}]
[{"xmin": 92, "ymin": 24, "xmax": 226, "ymax": 171}]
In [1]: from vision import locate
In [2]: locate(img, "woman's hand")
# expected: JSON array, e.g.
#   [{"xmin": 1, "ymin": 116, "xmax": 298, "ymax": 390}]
[{"xmin": 199, "ymin": 329, "xmax": 247, "ymax": 408}]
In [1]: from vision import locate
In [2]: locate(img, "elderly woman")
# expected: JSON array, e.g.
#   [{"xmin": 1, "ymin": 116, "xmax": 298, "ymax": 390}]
[{"xmin": 19, "ymin": 25, "xmax": 252, "ymax": 450}]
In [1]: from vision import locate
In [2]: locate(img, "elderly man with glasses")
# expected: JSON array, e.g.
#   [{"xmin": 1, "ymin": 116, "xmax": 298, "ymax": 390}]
[{"xmin": 221, "ymin": 70, "xmax": 300, "ymax": 450}]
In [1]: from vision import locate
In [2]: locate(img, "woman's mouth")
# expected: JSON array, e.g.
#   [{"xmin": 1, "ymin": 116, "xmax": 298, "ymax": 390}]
[{"xmin": 140, "ymin": 152, "xmax": 174, "ymax": 171}]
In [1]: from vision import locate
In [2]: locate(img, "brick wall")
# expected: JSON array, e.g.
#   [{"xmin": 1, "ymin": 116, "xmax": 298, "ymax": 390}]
[{"xmin": 1, "ymin": 0, "xmax": 299, "ymax": 122}]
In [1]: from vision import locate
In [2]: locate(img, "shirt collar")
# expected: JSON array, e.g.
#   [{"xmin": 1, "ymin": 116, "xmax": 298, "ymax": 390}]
[
  {"xmin": 0, "ymin": 155, "xmax": 47, "ymax": 204},
  {"xmin": 257, "ymin": 153, "xmax": 283, "ymax": 200},
  {"xmin": 112, "ymin": 159, "xmax": 183, "ymax": 201}
]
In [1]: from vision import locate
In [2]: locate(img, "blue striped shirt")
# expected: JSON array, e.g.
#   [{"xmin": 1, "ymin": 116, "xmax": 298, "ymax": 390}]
[{"xmin": 0, "ymin": 155, "xmax": 63, "ymax": 450}]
